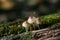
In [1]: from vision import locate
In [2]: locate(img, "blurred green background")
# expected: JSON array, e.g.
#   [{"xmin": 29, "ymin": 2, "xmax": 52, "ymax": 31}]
[{"xmin": 0, "ymin": 0, "xmax": 60, "ymax": 23}]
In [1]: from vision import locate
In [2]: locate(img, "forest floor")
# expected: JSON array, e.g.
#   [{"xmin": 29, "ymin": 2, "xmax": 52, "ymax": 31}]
[{"xmin": 9, "ymin": 27, "xmax": 60, "ymax": 40}]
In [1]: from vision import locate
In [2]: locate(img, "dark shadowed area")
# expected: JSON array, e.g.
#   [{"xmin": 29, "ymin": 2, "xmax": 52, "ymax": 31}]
[{"xmin": 0, "ymin": 0, "xmax": 60, "ymax": 23}]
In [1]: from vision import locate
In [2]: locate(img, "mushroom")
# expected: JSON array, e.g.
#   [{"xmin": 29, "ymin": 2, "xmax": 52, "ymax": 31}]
[
  {"xmin": 35, "ymin": 17, "xmax": 41, "ymax": 29},
  {"xmin": 22, "ymin": 21, "xmax": 29, "ymax": 32},
  {"xmin": 28, "ymin": 16, "xmax": 36, "ymax": 30}
]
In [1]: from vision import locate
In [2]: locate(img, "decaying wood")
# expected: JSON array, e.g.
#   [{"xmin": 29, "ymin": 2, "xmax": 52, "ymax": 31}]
[{"xmin": 9, "ymin": 28, "xmax": 60, "ymax": 40}]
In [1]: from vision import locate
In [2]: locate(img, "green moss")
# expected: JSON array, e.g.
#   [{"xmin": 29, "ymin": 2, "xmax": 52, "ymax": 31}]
[
  {"xmin": 41, "ymin": 13, "xmax": 60, "ymax": 24},
  {"xmin": 0, "ymin": 12, "xmax": 60, "ymax": 35}
]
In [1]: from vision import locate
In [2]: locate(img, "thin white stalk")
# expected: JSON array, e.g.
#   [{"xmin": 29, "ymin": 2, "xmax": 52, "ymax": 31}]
[
  {"xmin": 33, "ymin": 24, "xmax": 35, "ymax": 30},
  {"xmin": 37, "ymin": 24, "xmax": 40, "ymax": 29},
  {"xmin": 25, "ymin": 27, "xmax": 28, "ymax": 33},
  {"xmin": 29, "ymin": 24, "xmax": 32, "ymax": 32}
]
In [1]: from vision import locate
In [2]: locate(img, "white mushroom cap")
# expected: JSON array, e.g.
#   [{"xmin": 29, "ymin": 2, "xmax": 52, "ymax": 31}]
[
  {"xmin": 27, "ymin": 16, "xmax": 36, "ymax": 24},
  {"xmin": 22, "ymin": 21, "xmax": 29, "ymax": 27}
]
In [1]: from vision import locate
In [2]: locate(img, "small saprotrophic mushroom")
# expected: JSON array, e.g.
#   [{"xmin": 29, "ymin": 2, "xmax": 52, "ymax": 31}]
[
  {"xmin": 22, "ymin": 21, "xmax": 29, "ymax": 32},
  {"xmin": 28, "ymin": 16, "xmax": 36, "ymax": 30},
  {"xmin": 35, "ymin": 17, "xmax": 41, "ymax": 29}
]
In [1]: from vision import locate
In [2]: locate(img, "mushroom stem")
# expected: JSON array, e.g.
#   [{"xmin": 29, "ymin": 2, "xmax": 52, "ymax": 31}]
[
  {"xmin": 37, "ymin": 24, "xmax": 40, "ymax": 29},
  {"xmin": 30, "ymin": 26, "xmax": 32, "ymax": 31},
  {"xmin": 33, "ymin": 24, "xmax": 35, "ymax": 30},
  {"xmin": 29, "ymin": 24, "xmax": 32, "ymax": 31},
  {"xmin": 25, "ymin": 27, "xmax": 28, "ymax": 33}
]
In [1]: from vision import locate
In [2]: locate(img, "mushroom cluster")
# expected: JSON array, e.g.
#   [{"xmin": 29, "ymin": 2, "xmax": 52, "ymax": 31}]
[{"xmin": 22, "ymin": 16, "xmax": 41, "ymax": 32}]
